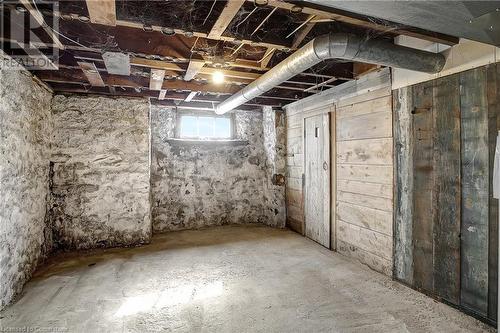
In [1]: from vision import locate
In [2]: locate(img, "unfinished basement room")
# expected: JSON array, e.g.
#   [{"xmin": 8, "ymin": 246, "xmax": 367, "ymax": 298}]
[{"xmin": 2, "ymin": 0, "xmax": 500, "ymax": 332}]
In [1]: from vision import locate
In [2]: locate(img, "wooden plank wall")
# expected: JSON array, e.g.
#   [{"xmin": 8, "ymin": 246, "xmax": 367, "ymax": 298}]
[
  {"xmin": 335, "ymin": 87, "xmax": 393, "ymax": 276},
  {"xmin": 284, "ymin": 68, "xmax": 393, "ymax": 276},
  {"xmin": 394, "ymin": 63, "xmax": 500, "ymax": 323},
  {"xmin": 285, "ymin": 112, "xmax": 305, "ymax": 233}
]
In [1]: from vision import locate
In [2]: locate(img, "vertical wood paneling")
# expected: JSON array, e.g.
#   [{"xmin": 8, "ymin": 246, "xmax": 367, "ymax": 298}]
[
  {"xmin": 304, "ymin": 114, "xmax": 330, "ymax": 248},
  {"xmin": 487, "ymin": 63, "xmax": 500, "ymax": 321},
  {"xmin": 433, "ymin": 75, "xmax": 461, "ymax": 304},
  {"xmin": 411, "ymin": 81, "xmax": 434, "ymax": 294},
  {"xmin": 460, "ymin": 67, "xmax": 490, "ymax": 315},
  {"xmin": 393, "ymin": 63, "xmax": 500, "ymax": 322},
  {"xmin": 393, "ymin": 86, "xmax": 414, "ymax": 285}
]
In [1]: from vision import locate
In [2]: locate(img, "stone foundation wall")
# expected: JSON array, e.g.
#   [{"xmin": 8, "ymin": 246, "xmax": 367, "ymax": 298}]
[
  {"xmin": 0, "ymin": 66, "xmax": 53, "ymax": 309},
  {"xmin": 150, "ymin": 106, "xmax": 285, "ymax": 231},
  {"xmin": 50, "ymin": 95, "xmax": 151, "ymax": 250}
]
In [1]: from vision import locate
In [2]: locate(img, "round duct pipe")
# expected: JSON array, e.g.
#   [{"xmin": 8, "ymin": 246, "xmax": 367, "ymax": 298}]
[{"xmin": 215, "ymin": 33, "xmax": 445, "ymax": 114}]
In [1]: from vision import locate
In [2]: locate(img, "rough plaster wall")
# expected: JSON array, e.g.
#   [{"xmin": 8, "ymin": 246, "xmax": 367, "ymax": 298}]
[
  {"xmin": 151, "ymin": 106, "xmax": 285, "ymax": 231},
  {"xmin": 50, "ymin": 95, "xmax": 151, "ymax": 250},
  {"xmin": 0, "ymin": 67, "xmax": 53, "ymax": 309},
  {"xmin": 263, "ymin": 106, "xmax": 286, "ymax": 228}
]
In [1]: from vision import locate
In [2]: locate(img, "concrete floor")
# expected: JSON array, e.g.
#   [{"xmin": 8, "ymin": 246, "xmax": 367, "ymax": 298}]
[{"xmin": 0, "ymin": 225, "xmax": 494, "ymax": 333}]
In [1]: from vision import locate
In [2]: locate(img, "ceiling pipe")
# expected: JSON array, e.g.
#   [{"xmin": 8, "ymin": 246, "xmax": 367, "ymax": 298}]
[{"xmin": 215, "ymin": 33, "xmax": 446, "ymax": 114}]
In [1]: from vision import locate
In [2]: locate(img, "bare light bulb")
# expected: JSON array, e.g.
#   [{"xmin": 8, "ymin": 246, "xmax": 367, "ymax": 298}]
[{"xmin": 212, "ymin": 71, "xmax": 225, "ymax": 84}]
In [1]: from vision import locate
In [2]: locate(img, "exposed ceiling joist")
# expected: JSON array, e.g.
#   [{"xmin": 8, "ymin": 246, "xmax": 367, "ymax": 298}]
[
  {"xmin": 50, "ymin": 9, "xmax": 292, "ymax": 51},
  {"xmin": 131, "ymin": 58, "xmax": 261, "ymax": 81},
  {"xmin": 184, "ymin": 59, "xmax": 206, "ymax": 81},
  {"xmin": 303, "ymin": 77, "xmax": 337, "ymax": 92},
  {"xmin": 185, "ymin": 91, "xmax": 198, "ymax": 102},
  {"xmin": 37, "ymin": 69, "xmax": 242, "ymax": 94},
  {"xmin": 259, "ymin": 48, "xmax": 276, "ymax": 69},
  {"xmin": 115, "ymin": 19, "xmax": 291, "ymax": 51},
  {"xmin": 149, "ymin": 69, "xmax": 166, "ymax": 90},
  {"xmin": 291, "ymin": 15, "xmax": 316, "ymax": 49},
  {"xmin": 85, "ymin": 0, "xmax": 116, "ymax": 26},
  {"xmin": 78, "ymin": 62, "xmax": 105, "ymax": 87},
  {"xmin": 208, "ymin": 0, "xmax": 245, "ymax": 39},
  {"xmin": 47, "ymin": 81, "xmax": 296, "ymax": 106}
]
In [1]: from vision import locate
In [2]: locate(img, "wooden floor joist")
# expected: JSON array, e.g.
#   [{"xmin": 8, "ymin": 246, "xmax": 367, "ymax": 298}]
[
  {"xmin": 184, "ymin": 60, "xmax": 206, "ymax": 81},
  {"xmin": 149, "ymin": 69, "xmax": 166, "ymax": 90},
  {"xmin": 208, "ymin": 0, "xmax": 245, "ymax": 39},
  {"xmin": 78, "ymin": 62, "xmax": 105, "ymax": 87},
  {"xmin": 85, "ymin": 0, "xmax": 116, "ymax": 26}
]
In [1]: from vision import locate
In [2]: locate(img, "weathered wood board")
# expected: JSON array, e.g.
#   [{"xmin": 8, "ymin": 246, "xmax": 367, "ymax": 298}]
[
  {"xmin": 432, "ymin": 75, "xmax": 460, "ymax": 305},
  {"xmin": 411, "ymin": 80, "xmax": 435, "ymax": 294},
  {"xmin": 304, "ymin": 114, "xmax": 330, "ymax": 248},
  {"xmin": 487, "ymin": 64, "xmax": 500, "ymax": 321},
  {"xmin": 393, "ymin": 86, "xmax": 414, "ymax": 285},
  {"xmin": 393, "ymin": 63, "xmax": 500, "ymax": 323},
  {"xmin": 460, "ymin": 67, "xmax": 489, "ymax": 314}
]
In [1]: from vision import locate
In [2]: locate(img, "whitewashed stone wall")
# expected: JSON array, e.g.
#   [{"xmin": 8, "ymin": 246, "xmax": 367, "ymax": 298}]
[
  {"xmin": 150, "ymin": 106, "xmax": 285, "ymax": 231},
  {"xmin": 50, "ymin": 95, "xmax": 151, "ymax": 249},
  {"xmin": 0, "ymin": 66, "xmax": 53, "ymax": 309}
]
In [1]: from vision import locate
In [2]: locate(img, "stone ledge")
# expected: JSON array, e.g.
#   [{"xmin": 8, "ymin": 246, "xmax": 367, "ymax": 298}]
[{"xmin": 165, "ymin": 138, "xmax": 249, "ymax": 147}]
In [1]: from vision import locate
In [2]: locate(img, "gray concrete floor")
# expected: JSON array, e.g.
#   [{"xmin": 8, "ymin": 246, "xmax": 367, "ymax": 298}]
[{"xmin": 0, "ymin": 225, "xmax": 494, "ymax": 333}]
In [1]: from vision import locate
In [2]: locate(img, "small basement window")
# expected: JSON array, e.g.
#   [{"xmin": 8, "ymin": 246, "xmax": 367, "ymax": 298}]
[{"xmin": 179, "ymin": 115, "xmax": 232, "ymax": 139}]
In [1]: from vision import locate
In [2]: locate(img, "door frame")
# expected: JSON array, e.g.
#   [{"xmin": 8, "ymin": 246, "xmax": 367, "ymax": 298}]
[{"xmin": 302, "ymin": 106, "xmax": 335, "ymax": 249}]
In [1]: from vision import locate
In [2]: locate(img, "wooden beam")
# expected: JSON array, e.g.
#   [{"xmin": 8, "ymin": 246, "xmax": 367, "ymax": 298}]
[
  {"xmin": 131, "ymin": 57, "xmax": 260, "ymax": 80},
  {"xmin": 48, "ymin": 81, "xmax": 290, "ymax": 107},
  {"xmin": 259, "ymin": 48, "xmax": 276, "ymax": 69},
  {"xmin": 251, "ymin": 7, "xmax": 278, "ymax": 36},
  {"xmin": 208, "ymin": 0, "xmax": 245, "ymax": 39},
  {"xmin": 260, "ymin": 0, "xmax": 459, "ymax": 46},
  {"xmin": 286, "ymin": 14, "xmax": 316, "ymax": 39},
  {"xmin": 85, "ymin": 0, "xmax": 116, "ymax": 26},
  {"xmin": 185, "ymin": 91, "xmax": 198, "ymax": 102},
  {"xmin": 116, "ymin": 19, "xmax": 291, "ymax": 51},
  {"xmin": 36, "ymin": 69, "xmax": 242, "ymax": 94},
  {"xmin": 303, "ymin": 77, "xmax": 337, "ymax": 92},
  {"xmin": 184, "ymin": 59, "xmax": 206, "ymax": 81},
  {"xmin": 353, "ymin": 63, "xmax": 381, "ymax": 78},
  {"xmin": 19, "ymin": 0, "xmax": 64, "ymax": 49},
  {"xmin": 78, "ymin": 62, "xmax": 105, "ymax": 87},
  {"xmin": 149, "ymin": 69, "xmax": 166, "ymax": 90}
]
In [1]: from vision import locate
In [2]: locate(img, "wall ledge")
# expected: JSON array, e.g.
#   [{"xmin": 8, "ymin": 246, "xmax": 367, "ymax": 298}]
[{"xmin": 165, "ymin": 138, "xmax": 249, "ymax": 147}]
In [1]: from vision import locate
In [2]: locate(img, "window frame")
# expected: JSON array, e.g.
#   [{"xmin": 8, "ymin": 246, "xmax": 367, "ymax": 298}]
[{"xmin": 175, "ymin": 110, "xmax": 235, "ymax": 140}]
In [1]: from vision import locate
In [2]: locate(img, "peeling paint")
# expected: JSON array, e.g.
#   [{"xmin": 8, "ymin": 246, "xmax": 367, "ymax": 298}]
[
  {"xmin": 0, "ymin": 66, "xmax": 53, "ymax": 309},
  {"xmin": 150, "ymin": 106, "xmax": 286, "ymax": 231},
  {"xmin": 49, "ymin": 95, "xmax": 151, "ymax": 250}
]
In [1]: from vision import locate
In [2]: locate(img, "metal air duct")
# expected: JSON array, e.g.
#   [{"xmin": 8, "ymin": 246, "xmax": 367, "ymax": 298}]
[{"xmin": 215, "ymin": 33, "xmax": 446, "ymax": 114}]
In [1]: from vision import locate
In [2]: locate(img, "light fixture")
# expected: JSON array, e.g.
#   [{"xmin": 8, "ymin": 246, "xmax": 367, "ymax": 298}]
[
  {"xmin": 161, "ymin": 27, "xmax": 176, "ymax": 36},
  {"xmin": 212, "ymin": 71, "xmax": 225, "ymax": 84}
]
